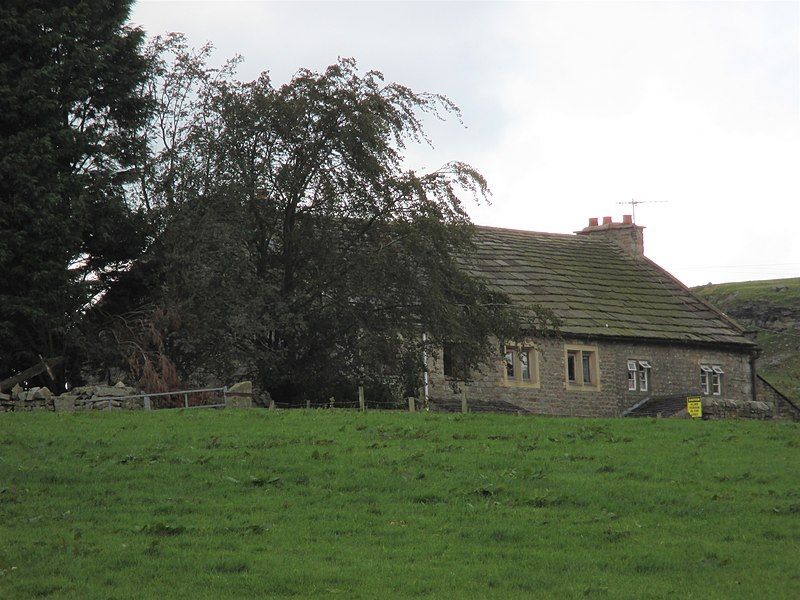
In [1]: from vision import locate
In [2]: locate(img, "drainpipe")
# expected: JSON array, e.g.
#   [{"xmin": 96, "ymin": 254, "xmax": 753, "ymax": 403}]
[{"xmin": 745, "ymin": 330, "xmax": 760, "ymax": 404}]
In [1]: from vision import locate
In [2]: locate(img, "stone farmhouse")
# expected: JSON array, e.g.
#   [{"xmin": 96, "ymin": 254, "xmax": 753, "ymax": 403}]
[{"xmin": 427, "ymin": 216, "xmax": 796, "ymax": 419}]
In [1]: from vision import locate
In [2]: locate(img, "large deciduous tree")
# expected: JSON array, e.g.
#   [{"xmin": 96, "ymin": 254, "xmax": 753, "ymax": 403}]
[
  {"xmin": 105, "ymin": 49, "xmax": 553, "ymax": 401},
  {"xmin": 0, "ymin": 1, "xmax": 151, "ymax": 383}
]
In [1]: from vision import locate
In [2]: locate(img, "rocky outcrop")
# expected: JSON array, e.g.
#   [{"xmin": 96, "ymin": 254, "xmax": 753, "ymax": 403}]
[{"xmin": 736, "ymin": 303, "xmax": 797, "ymax": 330}]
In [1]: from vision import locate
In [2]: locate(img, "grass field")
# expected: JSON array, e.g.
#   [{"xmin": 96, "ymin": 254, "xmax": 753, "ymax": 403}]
[{"xmin": 1, "ymin": 410, "xmax": 799, "ymax": 599}]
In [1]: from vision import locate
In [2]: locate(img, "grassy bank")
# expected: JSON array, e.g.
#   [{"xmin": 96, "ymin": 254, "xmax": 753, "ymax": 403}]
[{"xmin": 1, "ymin": 410, "xmax": 798, "ymax": 598}]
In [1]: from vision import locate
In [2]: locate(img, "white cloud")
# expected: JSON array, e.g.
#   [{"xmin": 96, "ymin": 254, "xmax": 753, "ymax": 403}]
[{"xmin": 132, "ymin": 0, "xmax": 800, "ymax": 285}]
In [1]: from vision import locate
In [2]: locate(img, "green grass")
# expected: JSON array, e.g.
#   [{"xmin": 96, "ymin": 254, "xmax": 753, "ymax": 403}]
[
  {"xmin": 1, "ymin": 410, "xmax": 799, "ymax": 599},
  {"xmin": 694, "ymin": 277, "xmax": 800, "ymax": 308}
]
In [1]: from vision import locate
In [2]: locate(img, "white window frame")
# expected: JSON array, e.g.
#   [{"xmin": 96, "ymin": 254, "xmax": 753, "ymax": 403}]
[
  {"xmin": 711, "ymin": 365, "xmax": 724, "ymax": 396},
  {"xmin": 627, "ymin": 360, "xmax": 651, "ymax": 392},
  {"xmin": 700, "ymin": 365, "xmax": 713, "ymax": 395},
  {"xmin": 627, "ymin": 360, "xmax": 637, "ymax": 391},
  {"xmin": 638, "ymin": 360, "xmax": 650, "ymax": 392}
]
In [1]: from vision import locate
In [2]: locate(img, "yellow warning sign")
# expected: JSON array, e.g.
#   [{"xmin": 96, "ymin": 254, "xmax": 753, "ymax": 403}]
[{"xmin": 687, "ymin": 396, "xmax": 703, "ymax": 418}]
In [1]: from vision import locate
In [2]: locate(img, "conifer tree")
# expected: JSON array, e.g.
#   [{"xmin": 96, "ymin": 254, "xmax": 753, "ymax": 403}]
[{"xmin": 0, "ymin": 1, "xmax": 151, "ymax": 382}]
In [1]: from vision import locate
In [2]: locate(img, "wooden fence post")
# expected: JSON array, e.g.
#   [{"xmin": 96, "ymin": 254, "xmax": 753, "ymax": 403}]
[
  {"xmin": 306, "ymin": 398, "xmax": 311, "ymax": 409},
  {"xmin": 184, "ymin": 393, "xmax": 189, "ymax": 408},
  {"xmin": 461, "ymin": 387, "xmax": 468, "ymax": 414},
  {"xmin": 358, "ymin": 385, "xmax": 365, "ymax": 412},
  {"xmin": 408, "ymin": 397, "xmax": 415, "ymax": 412}
]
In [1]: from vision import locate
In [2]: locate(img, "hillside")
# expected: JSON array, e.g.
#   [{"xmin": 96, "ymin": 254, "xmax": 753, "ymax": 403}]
[
  {"xmin": 693, "ymin": 277, "xmax": 800, "ymax": 400},
  {"xmin": 1, "ymin": 411, "xmax": 798, "ymax": 598}
]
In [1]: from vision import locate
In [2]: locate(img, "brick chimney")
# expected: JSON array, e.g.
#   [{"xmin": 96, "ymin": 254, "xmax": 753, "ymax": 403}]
[{"xmin": 575, "ymin": 215, "xmax": 645, "ymax": 258}]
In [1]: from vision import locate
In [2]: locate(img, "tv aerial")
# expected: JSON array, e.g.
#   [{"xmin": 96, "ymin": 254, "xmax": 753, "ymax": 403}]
[{"xmin": 616, "ymin": 198, "xmax": 667, "ymax": 224}]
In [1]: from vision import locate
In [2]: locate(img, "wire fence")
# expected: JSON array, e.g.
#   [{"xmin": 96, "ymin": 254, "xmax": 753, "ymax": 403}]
[
  {"xmin": 270, "ymin": 386, "xmax": 532, "ymax": 415},
  {"xmin": 272, "ymin": 400, "xmax": 403, "ymax": 410},
  {"xmin": 271, "ymin": 401, "xmax": 531, "ymax": 415},
  {"xmin": 86, "ymin": 386, "xmax": 239, "ymax": 411},
  {"xmin": 85, "ymin": 383, "xmax": 531, "ymax": 415}
]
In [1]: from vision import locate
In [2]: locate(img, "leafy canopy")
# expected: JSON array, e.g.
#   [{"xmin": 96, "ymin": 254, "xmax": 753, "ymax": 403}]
[{"xmin": 94, "ymin": 44, "xmax": 554, "ymax": 401}]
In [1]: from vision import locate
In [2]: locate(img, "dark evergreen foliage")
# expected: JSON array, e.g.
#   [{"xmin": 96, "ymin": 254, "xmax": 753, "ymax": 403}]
[{"xmin": 0, "ymin": 1, "xmax": 151, "ymax": 383}]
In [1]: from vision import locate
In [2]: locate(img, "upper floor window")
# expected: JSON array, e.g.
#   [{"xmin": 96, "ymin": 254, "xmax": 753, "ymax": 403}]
[
  {"xmin": 627, "ymin": 360, "xmax": 651, "ymax": 392},
  {"xmin": 566, "ymin": 345, "xmax": 599, "ymax": 390}
]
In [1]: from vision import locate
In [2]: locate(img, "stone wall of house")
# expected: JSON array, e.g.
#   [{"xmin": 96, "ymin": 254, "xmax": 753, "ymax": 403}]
[{"xmin": 427, "ymin": 337, "xmax": 756, "ymax": 418}]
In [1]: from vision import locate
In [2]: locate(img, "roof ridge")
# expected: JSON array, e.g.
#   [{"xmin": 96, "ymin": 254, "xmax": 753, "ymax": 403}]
[{"xmin": 474, "ymin": 225, "xmax": 597, "ymax": 241}]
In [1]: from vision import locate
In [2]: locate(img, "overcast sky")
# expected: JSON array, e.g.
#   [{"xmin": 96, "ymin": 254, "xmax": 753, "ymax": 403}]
[{"xmin": 131, "ymin": 0, "xmax": 800, "ymax": 286}]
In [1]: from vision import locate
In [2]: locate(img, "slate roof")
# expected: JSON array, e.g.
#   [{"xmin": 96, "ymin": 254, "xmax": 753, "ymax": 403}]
[{"xmin": 465, "ymin": 226, "xmax": 754, "ymax": 347}]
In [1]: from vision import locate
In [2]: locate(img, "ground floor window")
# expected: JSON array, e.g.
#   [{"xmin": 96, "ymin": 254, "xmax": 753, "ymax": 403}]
[
  {"xmin": 627, "ymin": 360, "xmax": 651, "ymax": 392},
  {"xmin": 711, "ymin": 365, "xmax": 724, "ymax": 395},
  {"xmin": 565, "ymin": 345, "xmax": 599, "ymax": 389},
  {"xmin": 700, "ymin": 364, "xmax": 724, "ymax": 395},
  {"xmin": 442, "ymin": 344, "xmax": 469, "ymax": 380},
  {"xmin": 503, "ymin": 345, "xmax": 539, "ymax": 386}
]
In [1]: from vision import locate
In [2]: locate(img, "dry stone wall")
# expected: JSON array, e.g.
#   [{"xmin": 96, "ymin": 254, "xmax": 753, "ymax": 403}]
[
  {"xmin": 701, "ymin": 397, "xmax": 773, "ymax": 420},
  {"xmin": 1, "ymin": 381, "xmax": 255, "ymax": 412},
  {"xmin": 1, "ymin": 382, "xmax": 144, "ymax": 412}
]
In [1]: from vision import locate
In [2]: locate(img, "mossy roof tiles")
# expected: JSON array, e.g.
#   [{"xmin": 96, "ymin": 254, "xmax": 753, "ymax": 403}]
[{"xmin": 469, "ymin": 226, "xmax": 753, "ymax": 347}]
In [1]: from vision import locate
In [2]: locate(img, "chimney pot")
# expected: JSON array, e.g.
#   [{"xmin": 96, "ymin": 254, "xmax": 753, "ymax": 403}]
[{"xmin": 576, "ymin": 215, "xmax": 645, "ymax": 258}]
